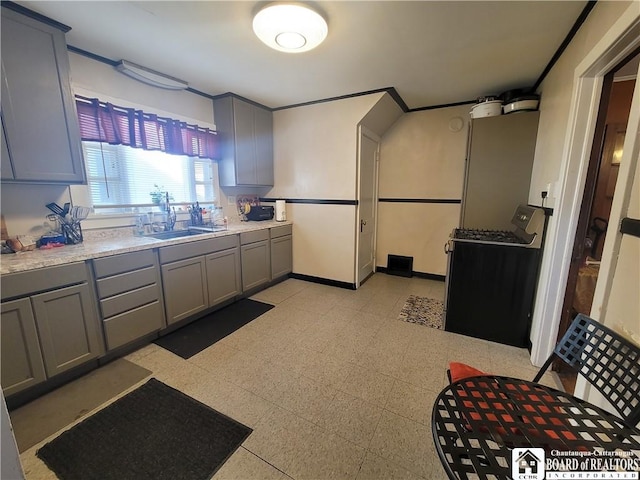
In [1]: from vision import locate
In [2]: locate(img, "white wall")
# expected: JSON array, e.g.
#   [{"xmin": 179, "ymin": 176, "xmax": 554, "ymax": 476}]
[
  {"xmin": 377, "ymin": 105, "xmax": 469, "ymax": 275},
  {"xmin": 268, "ymin": 93, "xmax": 383, "ymax": 284},
  {"xmin": 528, "ymin": 0, "xmax": 638, "ymax": 368},
  {"xmin": 604, "ymin": 161, "xmax": 639, "ymax": 333}
]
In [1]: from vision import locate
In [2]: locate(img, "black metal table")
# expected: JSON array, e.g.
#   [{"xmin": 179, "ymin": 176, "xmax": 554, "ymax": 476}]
[{"xmin": 432, "ymin": 375, "xmax": 640, "ymax": 479}]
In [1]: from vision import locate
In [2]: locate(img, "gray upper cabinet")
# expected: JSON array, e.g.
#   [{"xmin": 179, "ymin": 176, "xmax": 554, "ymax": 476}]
[
  {"xmin": 213, "ymin": 95, "xmax": 274, "ymax": 187},
  {"xmin": 1, "ymin": 117, "xmax": 13, "ymax": 180},
  {"xmin": 1, "ymin": 6, "xmax": 86, "ymax": 184}
]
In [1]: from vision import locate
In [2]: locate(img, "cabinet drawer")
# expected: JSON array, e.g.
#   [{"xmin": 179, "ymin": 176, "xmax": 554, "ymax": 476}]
[
  {"xmin": 100, "ymin": 284, "xmax": 159, "ymax": 319},
  {"xmin": 240, "ymin": 229, "xmax": 269, "ymax": 245},
  {"xmin": 103, "ymin": 301, "xmax": 164, "ymax": 350},
  {"xmin": 271, "ymin": 224, "xmax": 292, "ymax": 239},
  {"xmin": 93, "ymin": 250, "xmax": 156, "ymax": 278},
  {"xmin": 159, "ymin": 235, "xmax": 238, "ymax": 264},
  {"xmin": 96, "ymin": 267, "xmax": 157, "ymax": 299},
  {"xmin": 1, "ymin": 262, "xmax": 87, "ymax": 300}
]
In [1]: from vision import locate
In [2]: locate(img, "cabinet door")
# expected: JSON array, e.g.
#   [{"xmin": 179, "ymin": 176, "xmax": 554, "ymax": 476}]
[
  {"xmin": 1, "ymin": 298, "xmax": 46, "ymax": 396},
  {"xmin": 271, "ymin": 235, "xmax": 292, "ymax": 280},
  {"xmin": 161, "ymin": 256, "xmax": 208, "ymax": 324},
  {"xmin": 31, "ymin": 284, "xmax": 102, "ymax": 378},
  {"xmin": 254, "ymin": 106, "xmax": 274, "ymax": 186},
  {"xmin": 1, "ymin": 115, "xmax": 14, "ymax": 180},
  {"xmin": 1, "ymin": 9, "xmax": 85, "ymax": 183},
  {"xmin": 206, "ymin": 247, "xmax": 241, "ymax": 307},
  {"xmin": 241, "ymin": 240, "xmax": 271, "ymax": 291},
  {"xmin": 233, "ymin": 97, "xmax": 257, "ymax": 185}
]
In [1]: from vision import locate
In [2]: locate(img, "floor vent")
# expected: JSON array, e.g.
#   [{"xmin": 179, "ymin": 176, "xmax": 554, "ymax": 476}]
[{"xmin": 387, "ymin": 254, "xmax": 413, "ymax": 277}]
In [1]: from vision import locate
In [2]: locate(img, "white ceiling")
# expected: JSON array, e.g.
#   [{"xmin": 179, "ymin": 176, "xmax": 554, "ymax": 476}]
[{"xmin": 16, "ymin": 1, "xmax": 589, "ymax": 110}]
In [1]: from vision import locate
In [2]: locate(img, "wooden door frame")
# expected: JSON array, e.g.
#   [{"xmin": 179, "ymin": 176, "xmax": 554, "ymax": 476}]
[{"xmin": 553, "ymin": 73, "xmax": 613, "ymax": 373}]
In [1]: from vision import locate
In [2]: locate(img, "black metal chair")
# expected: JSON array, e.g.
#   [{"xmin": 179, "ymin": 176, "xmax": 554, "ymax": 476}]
[{"xmin": 533, "ymin": 313, "xmax": 640, "ymax": 426}]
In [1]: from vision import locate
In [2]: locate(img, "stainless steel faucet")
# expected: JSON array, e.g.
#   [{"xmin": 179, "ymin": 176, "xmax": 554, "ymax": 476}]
[{"xmin": 165, "ymin": 193, "xmax": 176, "ymax": 231}]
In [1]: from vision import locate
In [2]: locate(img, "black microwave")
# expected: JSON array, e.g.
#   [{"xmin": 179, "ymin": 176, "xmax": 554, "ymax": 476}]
[{"xmin": 246, "ymin": 205, "xmax": 274, "ymax": 221}]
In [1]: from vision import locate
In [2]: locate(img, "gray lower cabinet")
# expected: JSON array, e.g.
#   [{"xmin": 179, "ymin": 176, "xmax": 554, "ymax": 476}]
[
  {"xmin": 31, "ymin": 284, "xmax": 102, "ymax": 377},
  {"xmin": 0, "ymin": 263, "xmax": 103, "ymax": 396},
  {"xmin": 240, "ymin": 230, "xmax": 271, "ymax": 291},
  {"xmin": 93, "ymin": 250, "xmax": 165, "ymax": 350},
  {"xmin": 159, "ymin": 235, "xmax": 241, "ymax": 325},
  {"xmin": 271, "ymin": 225, "xmax": 293, "ymax": 280},
  {"xmin": 1, "ymin": 6, "xmax": 85, "ymax": 184},
  {"xmin": 161, "ymin": 256, "xmax": 209, "ymax": 325},
  {"xmin": 0, "ymin": 298, "xmax": 46, "ymax": 397},
  {"xmin": 206, "ymin": 248, "xmax": 241, "ymax": 307}
]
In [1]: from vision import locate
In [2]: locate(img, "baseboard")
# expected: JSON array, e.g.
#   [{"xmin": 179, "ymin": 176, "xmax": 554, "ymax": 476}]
[
  {"xmin": 289, "ymin": 273, "xmax": 356, "ymax": 290},
  {"xmin": 376, "ymin": 267, "xmax": 445, "ymax": 282}
]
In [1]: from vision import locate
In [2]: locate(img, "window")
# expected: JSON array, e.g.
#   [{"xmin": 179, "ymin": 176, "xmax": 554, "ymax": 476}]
[{"xmin": 83, "ymin": 141, "xmax": 216, "ymax": 214}]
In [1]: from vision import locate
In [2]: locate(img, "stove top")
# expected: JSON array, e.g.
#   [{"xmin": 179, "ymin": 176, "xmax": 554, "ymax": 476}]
[{"xmin": 453, "ymin": 228, "xmax": 527, "ymax": 244}]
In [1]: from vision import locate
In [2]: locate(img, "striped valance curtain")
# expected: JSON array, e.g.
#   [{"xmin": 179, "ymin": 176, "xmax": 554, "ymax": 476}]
[{"xmin": 75, "ymin": 95, "xmax": 219, "ymax": 160}]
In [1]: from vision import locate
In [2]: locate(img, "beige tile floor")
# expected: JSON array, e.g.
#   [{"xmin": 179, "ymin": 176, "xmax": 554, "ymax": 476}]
[{"xmin": 18, "ymin": 274, "xmax": 560, "ymax": 480}]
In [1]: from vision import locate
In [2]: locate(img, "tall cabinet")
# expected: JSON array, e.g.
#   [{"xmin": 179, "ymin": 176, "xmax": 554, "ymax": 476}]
[
  {"xmin": 213, "ymin": 95, "xmax": 274, "ymax": 187},
  {"xmin": 1, "ymin": 5, "xmax": 85, "ymax": 184},
  {"xmin": 461, "ymin": 111, "xmax": 540, "ymax": 230}
]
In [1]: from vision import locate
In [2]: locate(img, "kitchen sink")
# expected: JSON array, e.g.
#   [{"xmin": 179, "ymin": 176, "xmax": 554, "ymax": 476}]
[
  {"xmin": 145, "ymin": 230, "xmax": 205, "ymax": 240},
  {"xmin": 145, "ymin": 225, "xmax": 227, "ymax": 240}
]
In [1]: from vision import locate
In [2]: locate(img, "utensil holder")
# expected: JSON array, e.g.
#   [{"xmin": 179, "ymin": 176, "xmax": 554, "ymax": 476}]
[{"xmin": 62, "ymin": 223, "xmax": 83, "ymax": 244}]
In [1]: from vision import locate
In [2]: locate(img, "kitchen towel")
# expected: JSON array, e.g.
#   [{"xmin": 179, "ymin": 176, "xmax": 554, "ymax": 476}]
[
  {"xmin": 36, "ymin": 378, "xmax": 252, "ymax": 480},
  {"xmin": 275, "ymin": 200, "xmax": 286, "ymax": 221}
]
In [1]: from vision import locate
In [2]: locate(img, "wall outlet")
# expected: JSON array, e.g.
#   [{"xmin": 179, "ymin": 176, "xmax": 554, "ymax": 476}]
[
  {"xmin": 227, "ymin": 195, "xmax": 236, "ymax": 206},
  {"xmin": 545, "ymin": 183, "xmax": 553, "ymax": 198}
]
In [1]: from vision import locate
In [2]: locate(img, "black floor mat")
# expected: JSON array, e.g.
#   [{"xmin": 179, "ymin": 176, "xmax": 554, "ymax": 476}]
[
  {"xmin": 154, "ymin": 299, "xmax": 274, "ymax": 359},
  {"xmin": 36, "ymin": 378, "xmax": 252, "ymax": 480}
]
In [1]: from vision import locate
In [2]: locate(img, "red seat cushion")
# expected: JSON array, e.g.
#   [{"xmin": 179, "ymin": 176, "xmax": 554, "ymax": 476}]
[{"xmin": 449, "ymin": 362, "xmax": 488, "ymax": 383}]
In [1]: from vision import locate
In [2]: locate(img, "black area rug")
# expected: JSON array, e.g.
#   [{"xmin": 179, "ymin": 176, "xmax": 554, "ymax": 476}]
[
  {"xmin": 154, "ymin": 298, "xmax": 274, "ymax": 359},
  {"xmin": 36, "ymin": 378, "xmax": 252, "ymax": 480}
]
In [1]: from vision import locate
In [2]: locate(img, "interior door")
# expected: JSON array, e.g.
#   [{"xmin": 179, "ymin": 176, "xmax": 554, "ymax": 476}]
[{"xmin": 357, "ymin": 126, "xmax": 380, "ymax": 286}]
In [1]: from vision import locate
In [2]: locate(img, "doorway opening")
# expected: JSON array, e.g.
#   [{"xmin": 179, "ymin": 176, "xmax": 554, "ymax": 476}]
[{"xmin": 556, "ymin": 52, "xmax": 638, "ymax": 394}]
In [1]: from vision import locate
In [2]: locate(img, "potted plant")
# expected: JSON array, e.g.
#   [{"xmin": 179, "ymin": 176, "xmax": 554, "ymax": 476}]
[{"xmin": 149, "ymin": 185, "xmax": 173, "ymax": 205}]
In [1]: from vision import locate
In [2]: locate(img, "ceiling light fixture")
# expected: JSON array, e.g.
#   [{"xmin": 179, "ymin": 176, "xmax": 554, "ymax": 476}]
[
  {"xmin": 253, "ymin": 2, "xmax": 328, "ymax": 53},
  {"xmin": 115, "ymin": 60, "xmax": 189, "ymax": 90}
]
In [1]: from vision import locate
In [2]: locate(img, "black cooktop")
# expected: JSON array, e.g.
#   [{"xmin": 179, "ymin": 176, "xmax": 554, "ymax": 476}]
[{"xmin": 453, "ymin": 228, "xmax": 526, "ymax": 244}]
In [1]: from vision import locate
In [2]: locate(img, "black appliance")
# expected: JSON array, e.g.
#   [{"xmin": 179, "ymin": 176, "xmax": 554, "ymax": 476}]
[
  {"xmin": 246, "ymin": 205, "xmax": 274, "ymax": 221},
  {"xmin": 443, "ymin": 204, "xmax": 546, "ymax": 347}
]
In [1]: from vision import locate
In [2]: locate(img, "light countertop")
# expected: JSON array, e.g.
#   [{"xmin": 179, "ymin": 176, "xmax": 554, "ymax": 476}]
[{"xmin": 1, "ymin": 220, "xmax": 292, "ymax": 275}]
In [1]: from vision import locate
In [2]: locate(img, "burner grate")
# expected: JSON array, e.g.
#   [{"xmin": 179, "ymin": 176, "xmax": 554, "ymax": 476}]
[{"xmin": 454, "ymin": 228, "xmax": 526, "ymax": 244}]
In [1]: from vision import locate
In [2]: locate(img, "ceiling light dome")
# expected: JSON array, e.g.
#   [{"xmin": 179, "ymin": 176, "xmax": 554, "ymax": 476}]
[{"xmin": 253, "ymin": 2, "xmax": 328, "ymax": 53}]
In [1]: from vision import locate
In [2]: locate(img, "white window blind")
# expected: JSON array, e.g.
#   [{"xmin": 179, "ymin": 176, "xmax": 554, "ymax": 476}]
[{"xmin": 83, "ymin": 141, "xmax": 216, "ymax": 214}]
